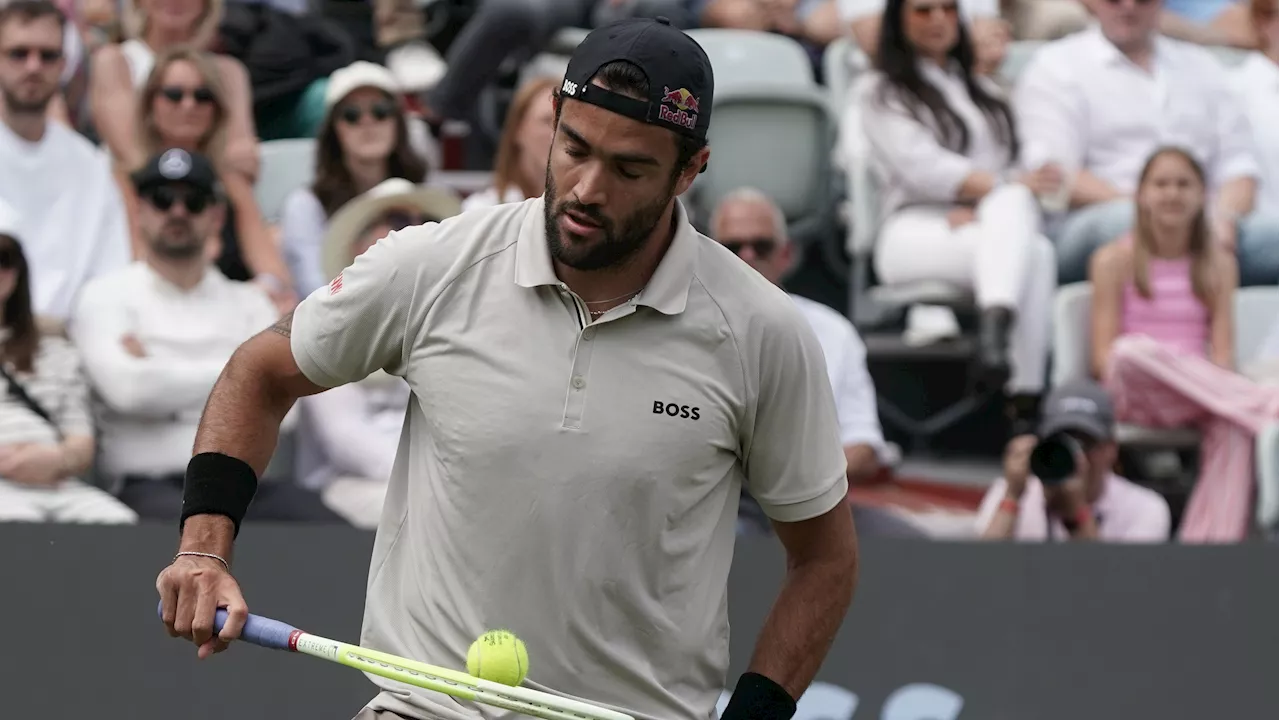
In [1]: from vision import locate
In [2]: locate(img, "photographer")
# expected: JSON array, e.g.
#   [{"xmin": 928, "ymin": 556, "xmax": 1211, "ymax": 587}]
[{"xmin": 977, "ymin": 380, "xmax": 1171, "ymax": 542}]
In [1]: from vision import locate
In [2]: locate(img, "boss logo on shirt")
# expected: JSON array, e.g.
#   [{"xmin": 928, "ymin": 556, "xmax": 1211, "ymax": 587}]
[{"xmin": 653, "ymin": 401, "xmax": 700, "ymax": 421}]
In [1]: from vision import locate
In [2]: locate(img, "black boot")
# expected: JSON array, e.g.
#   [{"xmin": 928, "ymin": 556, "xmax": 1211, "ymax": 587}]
[{"xmin": 973, "ymin": 307, "xmax": 1014, "ymax": 392}]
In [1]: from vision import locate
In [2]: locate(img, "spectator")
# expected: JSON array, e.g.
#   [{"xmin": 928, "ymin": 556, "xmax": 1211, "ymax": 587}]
[
  {"xmin": 295, "ymin": 177, "xmax": 461, "ymax": 528},
  {"xmin": 856, "ymin": 0, "xmax": 1056, "ymax": 426},
  {"xmin": 977, "ymin": 381, "xmax": 1171, "ymax": 542},
  {"xmin": 1090, "ymin": 147, "xmax": 1279, "ymax": 543},
  {"xmin": 462, "ymin": 75, "xmax": 557, "ymax": 212},
  {"xmin": 840, "ymin": 0, "xmax": 1014, "ymax": 74},
  {"xmin": 1158, "ymin": 0, "xmax": 1257, "ymax": 48},
  {"xmin": 90, "ymin": 0, "xmax": 260, "ymax": 182},
  {"xmin": 711, "ymin": 188, "xmax": 886, "ymax": 483},
  {"xmin": 0, "ymin": 199, "xmax": 135, "ymax": 524},
  {"xmin": 281, "ymin": 61, "xmax": 429, "ymax": 297},
  {"xmin": 1015, "ymin": 0, "xmax": 1277, "ymax": 287},
  {"xmin": 133, "ymin": 46, "xmax": 295, "ymax": 310},
  {"xmin": 68, "ymin": 148, "xmax": 342, "ymax": 523},
  {"xmin": 700, "ymin": 0, "xmax": 845, "ymax": 47},
  {"xmin": 1228, "ymin": 0, "xmax": 1277, "ymax": 217},
  {"xmin": 0, "ymin": 0, "xmax": 130, "ymax": 324},
  {"xmin": 0, "ymin": 0, "xmax": 85, "ymax": 128}
]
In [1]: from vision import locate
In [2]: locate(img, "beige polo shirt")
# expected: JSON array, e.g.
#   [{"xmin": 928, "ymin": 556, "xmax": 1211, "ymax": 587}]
[{"xmin": 290, "ymin": 197, "xmax": 847, "ymax": 720}]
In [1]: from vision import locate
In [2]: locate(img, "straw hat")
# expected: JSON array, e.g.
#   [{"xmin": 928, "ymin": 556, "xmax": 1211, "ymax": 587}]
[{"xmin": 322, "ymin": 178, "xmax": 462, "ymax": 280}]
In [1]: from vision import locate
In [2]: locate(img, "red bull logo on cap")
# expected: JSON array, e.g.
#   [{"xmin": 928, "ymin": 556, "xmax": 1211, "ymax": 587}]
[{"xmin": 659, "ymin": 86, "xmax": 699, "ymax": 130}]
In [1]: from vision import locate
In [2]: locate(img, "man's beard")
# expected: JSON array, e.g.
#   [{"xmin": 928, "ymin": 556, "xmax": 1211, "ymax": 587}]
[
  {"xmin": 543, "ymin": 167, "xmax": 675, "ymax": 272},
  {"xmin": 1, "ymin": 83, "xmax": 56, "ymax": 116},
  {"xmin": 149, "ymin": 222, "xmax": 205, "ymax": 260}
]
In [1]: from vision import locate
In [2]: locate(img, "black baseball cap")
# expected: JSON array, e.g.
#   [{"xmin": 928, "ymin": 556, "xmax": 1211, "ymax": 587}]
[
  {"xmin": 560, "ymin": 17, "xmax": 714, "ymax": 143},
  {"xmin": 130, "ymin": 148, "xmax": 221, "ymax": 196},
  {"xmin": 1038, "ymin": 380, "xmax": 1116, "ymax": 443}
]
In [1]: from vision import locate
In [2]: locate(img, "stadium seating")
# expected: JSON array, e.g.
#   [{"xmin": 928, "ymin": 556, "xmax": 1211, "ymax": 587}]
[
  {"xmin": 254, "ymin": 138, "xmax": 318, "ymax": 224},
  {"xmin": 684, "ymin": 29, "xmax": 840, "ymax": 247},
  {"xmin": 1050, "ymin": 282, "xmax": 1280, "ymax": 448},
  {"xmin": 1258, "ymin": 422, "xmax": 1279, "ymax": 532}
]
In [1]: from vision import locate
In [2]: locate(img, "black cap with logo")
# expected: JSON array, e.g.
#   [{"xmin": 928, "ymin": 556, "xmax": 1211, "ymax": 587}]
[
  {"xmin": 1038, "ymin": 379, "xmax": 1116, "ymax": 443},
  {"xmin": 560, "ymin": 17, "xmax": 714, "ymax": 142},
  {"xmin": 130, "ymin": 148, "xmax": 221, "ymax": 196}
]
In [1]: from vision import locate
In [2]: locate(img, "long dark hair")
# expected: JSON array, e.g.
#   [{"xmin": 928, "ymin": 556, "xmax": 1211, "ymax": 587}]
[
  {"xmin": 0, "ymin": 235, "xmax": 39, "ymax": 374},
  {"xmin": 311, "ymin": 90, "xmax": 428, "ymax": 217},
  {"xmin": 874, "ymin": 0, "xmax": 1018, "ymax": 160}
]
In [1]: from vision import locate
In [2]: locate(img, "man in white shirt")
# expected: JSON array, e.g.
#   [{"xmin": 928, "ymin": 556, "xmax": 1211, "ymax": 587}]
[
  {"xmin": 976, "ymin": 380, "xmax": 1171, "ymax": 542},
  {"xmin": 69, "ymin": 149, "xmax": 341, "ymax": 524},
  {"xmin": 712, "ymin": 188, "xmax": 928, "ymax": 539},
  {"xmin": 157, "ymin": 20, "xmax": 857, "ymax": 720},
  {"xmin": 0, "ymin": 0, "xmax": 128, "ymax": 322},
  {"xmin": 1015, "ymin": 0, "xmax": 1277, "ymax": 287}
]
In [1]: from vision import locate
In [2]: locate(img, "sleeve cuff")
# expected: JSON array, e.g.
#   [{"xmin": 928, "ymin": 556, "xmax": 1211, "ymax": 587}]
[
  {"xmin": 289, "ymin": 330, "xmax": 342, "ymax": 390},
  {"xmin": 757, "ymin": 474, "xmax": 850, "ymax": 523}
]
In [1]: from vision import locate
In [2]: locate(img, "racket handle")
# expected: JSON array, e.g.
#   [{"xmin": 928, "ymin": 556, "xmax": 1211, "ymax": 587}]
[{"xmin": 156, "ymin": 600, "xmax": 299, "ymax": 651}]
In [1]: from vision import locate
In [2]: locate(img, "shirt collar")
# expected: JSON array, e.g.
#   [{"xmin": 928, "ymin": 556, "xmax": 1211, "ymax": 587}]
[
  {"xmin": 140, "ymin": 260, "xmax": 218, "ymax": 295},
  {"xmin": 1086, "ymin": 24, "xmax": 1171, "ymax": 70},
  {"xmin": 513, "ymin": 196, "xmax": 699, "ymax": 316}
]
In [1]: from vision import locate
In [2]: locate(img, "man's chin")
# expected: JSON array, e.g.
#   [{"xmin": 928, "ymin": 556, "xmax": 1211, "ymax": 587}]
[{"xmin": 3, "ymin": 94, "xmax": 53, "ymax": 115}]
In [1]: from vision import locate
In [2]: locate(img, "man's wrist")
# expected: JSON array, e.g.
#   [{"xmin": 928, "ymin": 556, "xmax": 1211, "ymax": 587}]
[{"xmin": 721, "ymin": 672, "xmax": 796, "ymax": 720}]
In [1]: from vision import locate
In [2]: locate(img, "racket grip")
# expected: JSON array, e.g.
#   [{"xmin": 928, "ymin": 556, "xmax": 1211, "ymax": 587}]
[{"xmin": 156, "ymin": 600, "xmax": 299, "ymax": 651}]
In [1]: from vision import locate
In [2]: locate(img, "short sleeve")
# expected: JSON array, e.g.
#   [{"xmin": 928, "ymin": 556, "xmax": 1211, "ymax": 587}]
[
  {"xmin": 290, "ymin": 226, "xmax": 432, "ymax": 389},
  {"xmin": 836, "ymin": 0, "xmax": 883, "ymax": 22},
  {"xmin": 46, "ymin": 338, "xmax": 93, "ymax": 438},
  {"xmin": 742, "ymin": 304, "xmax": 849, "ymax": 523}
]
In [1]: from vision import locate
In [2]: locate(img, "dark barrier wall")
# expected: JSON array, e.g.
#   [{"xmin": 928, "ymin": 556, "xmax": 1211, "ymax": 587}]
[{"xmin": 1, "ymin": 524, "xmax": 1275, "ymax": 720}]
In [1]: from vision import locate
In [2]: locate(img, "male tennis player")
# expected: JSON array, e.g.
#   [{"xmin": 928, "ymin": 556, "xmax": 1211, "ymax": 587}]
[{"xmin": 157, "ymin": 17, "xmax": 858, "ymax": 720}]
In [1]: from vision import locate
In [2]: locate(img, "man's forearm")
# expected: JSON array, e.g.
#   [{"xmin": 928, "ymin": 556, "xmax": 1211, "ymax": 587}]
[
  {"xmin": 746, "ymin": 545, "xmax": 857, "ymax": 697},
  {"xmin": 1214, "ymin": 177, "xmax": 1257, "ymax": 221},
  {"xmin": 1071, "ymin": 170, "xmax": 1127, "ymax": 208}
]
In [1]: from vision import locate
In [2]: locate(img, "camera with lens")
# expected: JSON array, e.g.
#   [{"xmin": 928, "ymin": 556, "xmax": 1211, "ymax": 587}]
[{"xmin": 1028, "ymin": 433, "xmax": 1084, "ymax": 485}]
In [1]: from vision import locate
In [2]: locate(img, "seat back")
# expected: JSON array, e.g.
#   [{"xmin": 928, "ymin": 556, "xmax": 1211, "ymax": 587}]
[
  {"xmin": 255, "ymin": 138, "xmax": 317, "ymax": 223},
  {"xmin": 1052, "ymin": 282, "xmax": 1280, "ymax": 387},
  {"xmin": 685, "ymin": 29, "xmax": 817, "ymax": 85},
  {"xmin": 1258, "ymin": 422, "xmax": 1279, "ymax": 530}
]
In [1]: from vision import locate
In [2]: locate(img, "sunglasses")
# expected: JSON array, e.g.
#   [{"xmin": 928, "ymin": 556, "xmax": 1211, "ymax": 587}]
[
  {"xmin": 4, "ymin": 46, "xmax": 62, "ymax": 64},
  {"xmin": 338, "ymin": 100, "xmax": 396, "ymax": 125},
  {"xmin": 722, "ymin": 238, "xmax": 779, "ymax": 258},
  {"xmin": 144, "ymin": 185, "xmax": 214, "ymax": 214},
  {"xmin": 160, "ymin": 86, "xmax": 216, "ymax": 105},
  {"xmin": 910, "ymin": 1, "xmax": 958, "ymax": 17}
]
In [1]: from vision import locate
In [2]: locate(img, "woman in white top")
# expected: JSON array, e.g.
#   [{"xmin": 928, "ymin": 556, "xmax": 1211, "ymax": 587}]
[
  {"xmin": 857, "ymin": 0, "xmax": 1061, "ymax": 428},
  {"xmin": 461, "ymin": 75, "xmax": 558, "ymax": 212},
  {"xmin": 130, "ymin": 47, "xmax": 295, "ymax": 311},
  {"xmin": 1229, "ymin": 0, "xmax": 1278, "ymax": 217},
  {"xmin": 89, "ymin": 0, "xmax": 258, "ymax": 181},
  {"xmin": 280, "ymin": 62, "xmax": 428, "ymax": 297}
]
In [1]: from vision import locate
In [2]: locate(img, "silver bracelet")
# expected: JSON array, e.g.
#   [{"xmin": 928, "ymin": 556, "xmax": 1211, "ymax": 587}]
[{"xmin": 174, "ymin": 551, "xmax": 231, "ymax": 572}]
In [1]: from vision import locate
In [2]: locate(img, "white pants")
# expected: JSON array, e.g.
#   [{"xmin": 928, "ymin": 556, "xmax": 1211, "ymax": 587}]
[
  {"xmin": 0, "ymin": 478, "xmax": 138, "ymax": 524},
  {"xmin": 875, "ymin": 183, "xmax": 1054, "ymax": 393},
  {"xmin": 321, "ymin": 476, "xmax": 388, "ymax": 530}
]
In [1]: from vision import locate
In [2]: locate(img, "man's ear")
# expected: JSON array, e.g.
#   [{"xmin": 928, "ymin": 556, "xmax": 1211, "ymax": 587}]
[{"xmin": 673, "ymin": 145, "xmax": 711, "ymax": 197}]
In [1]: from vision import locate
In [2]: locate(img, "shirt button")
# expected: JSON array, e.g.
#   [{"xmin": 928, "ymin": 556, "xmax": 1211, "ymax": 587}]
[
  {"xmin": 571, "ymin": 375, "xmax": 586, "ymax": 389},
  {"xmin": 582, "ymin": 328, "xmax": 596, "ymax": 341}
]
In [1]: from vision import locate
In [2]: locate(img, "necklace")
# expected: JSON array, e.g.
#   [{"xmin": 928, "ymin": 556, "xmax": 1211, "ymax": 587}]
[{"xmin": 582, "ymin": 287, "xmax": 645, "ymax": 305}]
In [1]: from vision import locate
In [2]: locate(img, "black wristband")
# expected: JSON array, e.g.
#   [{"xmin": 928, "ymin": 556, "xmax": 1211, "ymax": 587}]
[
  {"xmin": 180, "ymin": 452, "xmax": 259, "ymax": 538},
  {"xmin": 720, "ymin": 672, "xmax": 796, "ymax": 720}
]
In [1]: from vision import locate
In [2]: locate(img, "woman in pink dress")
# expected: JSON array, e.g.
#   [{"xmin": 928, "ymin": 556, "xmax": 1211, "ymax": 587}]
[{"xmin": 1089, "ymin": 146, "xmax": 1279, "ymax": 543}]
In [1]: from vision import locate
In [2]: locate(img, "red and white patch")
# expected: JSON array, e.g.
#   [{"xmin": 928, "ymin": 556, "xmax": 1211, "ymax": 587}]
[
  {"xmin": 329, "ymin": 273, "xmax": 344, "ymax": 295},
  {"xmin": 288, "ymin": 629, "xmax": 303, "ymax": 651}
]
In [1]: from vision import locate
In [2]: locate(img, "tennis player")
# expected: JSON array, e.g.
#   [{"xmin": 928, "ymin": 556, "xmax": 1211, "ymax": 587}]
[{"xmin": 156, "ymin": 17, "xmax": 858, "ymax": 720}]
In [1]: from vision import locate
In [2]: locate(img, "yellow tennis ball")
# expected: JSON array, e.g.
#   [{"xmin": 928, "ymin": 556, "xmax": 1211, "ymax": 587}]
[{"xmin": 466, "ymin": 630, "xmax": 529, "ymax": 686}]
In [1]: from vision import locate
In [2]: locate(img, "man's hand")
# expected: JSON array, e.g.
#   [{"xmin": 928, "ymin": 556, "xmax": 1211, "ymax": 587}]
[
  {"xmin": 157, "ymin": 554, "xmax": 249, "ymax": 659},
  {"xmin": 947, "ymin": 206, "xmax": 977, "ymax": 229},
  {"xmin": 1019, "ymin": 163, "xmax": 1065, "ymax": 197},
  {"xmin": 1043, "ymin": 474, "xmax": 1088, "ymax": 522},
  {"xmin": 0, "ymin": 443, "xmax": 67, "ymax": 486},
  {"xmin": 121, "ymin": 333, "xmax": 147, "ymax": 358},
  {"xmin": 1002, "ymin": 434, "xmax": 1037, "ymax": 499}
]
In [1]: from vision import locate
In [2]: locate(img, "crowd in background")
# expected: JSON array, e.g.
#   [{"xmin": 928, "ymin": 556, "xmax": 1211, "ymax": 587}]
[{"xmin": 0, "ymin": 0, "xmax": 1276, "ymax": 543}]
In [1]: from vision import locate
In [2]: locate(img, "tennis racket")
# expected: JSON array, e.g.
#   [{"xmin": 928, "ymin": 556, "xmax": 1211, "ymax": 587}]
[{"xmin": 156, "ymin": 602, "xmax": 634, "ymax": 720}]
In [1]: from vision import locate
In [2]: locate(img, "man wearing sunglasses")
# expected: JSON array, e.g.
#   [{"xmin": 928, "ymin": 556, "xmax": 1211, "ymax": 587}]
[
  {"xmin": 711, "ymin": 189, "xmax": 929, "ymax": 540},
  {"xmin": 67, "ymin": 148, "xmax": 342, "ymax": 525},
  {"xmin": 0, "ymin": 0, "xmax": 128, "ymax": 324},
  {"xmin": 976, "ymin": 380, "xmax": 1170, "ymax": 542}
]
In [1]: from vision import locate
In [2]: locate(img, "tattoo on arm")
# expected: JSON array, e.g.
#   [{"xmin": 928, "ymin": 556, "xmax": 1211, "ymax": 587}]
[{"xmin": 269, "ymin": 311, "xmax": 294, "ymax": 339}]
